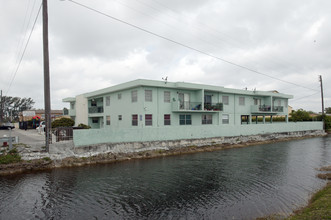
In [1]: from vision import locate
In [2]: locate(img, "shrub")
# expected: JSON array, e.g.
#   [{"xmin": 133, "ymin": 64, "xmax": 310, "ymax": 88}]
[
  {"xmin": 43, "ymin": 157, "xmax": 52, "ymax": 162},
  {"xmin": 290, "ymin": 109, "xmax": 311, "ymax": 122},
  {"xmin": 51, "ymin": 117, "xmax": 75, "ymax": 128},
  {"xmin": 77, "ymin": 123, "xmax": 91, "ymax": 129},
  {"xmin": 316, "ymin": 115, "xmax": 331, "ymax": 130}
]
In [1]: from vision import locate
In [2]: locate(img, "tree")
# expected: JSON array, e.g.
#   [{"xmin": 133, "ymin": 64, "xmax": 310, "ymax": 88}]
[
  {"xmin": 51, "ymin": 117, "xmax": 75, "ymax": 128},
  {"xmin": 1, "ymin": 96, "xmax": 35, "ymax": 122},
  {"xmin": 325, "ymin": 107, "xmax": 331, "ymax": 114},
  {"xmin": 290, "ymin": 109, "xmax": 311, "ymax": 122}
]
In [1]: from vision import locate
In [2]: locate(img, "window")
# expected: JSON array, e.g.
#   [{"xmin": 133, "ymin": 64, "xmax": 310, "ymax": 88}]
[
  {"xmin": 179, "ymin": 114, "xmax": 192, "ymax": 125},
  {"xmin": 118, "ymin": 93, "xmax": 122, "ymax": 100},
  {"xmin": 164, "ymin": 114, "xmax": 171, "ymax": 125},
  {"xmin": 70, "ymin": 102, "xmax": 75, "ymax": 109},
  {"xmin": 202, "ymin": 114, "xmax": 212, "ymax": 124},
  {"xmin": 222, "ymin": 96, "xmax": 229, "ymax": 105},
  {"xmin": 239, "ymin": 97, "xmax": 245, "ymax": 105},
  {"xmin": 132, "ymin": 114, "xmax": 138, "ymax": 126},
  {"xmin": 278, "ymin": 100, "xmax": 281, "ymax": 106},
  {"xmin": 145, "ymin": 90, "xmax": 152, "ymax": 102},
  {"xmin": 118, "ymin": 115, "xmax": 122, "ymax": 121},
  {"xmin": 106, "ymin": 96, "xmax": 110, "ymax": 106},
  {"xmin": 164, "ymin": 91, "xmax": 170, "ymax": 103},
  {"xmin": 145, "ymin": 114, "xmax": 152, "ymax": 126},
  {"xmin": 106, "ymin": 116, "xmax": 110, "ymax": 125},
  {"xmin": 91, "ymin": 100, "xmax": 97, "ymax": 106},
  {"xmin": 222, "ymin": 114, "xmax": 229, "ymax": 124},
  {"xmin": 92, "ymin": 118, "xmax": 99, "ymax": 123},
  {"xmin": 131, "ymin": 90, "xmax": 137, "ymax": 102}
]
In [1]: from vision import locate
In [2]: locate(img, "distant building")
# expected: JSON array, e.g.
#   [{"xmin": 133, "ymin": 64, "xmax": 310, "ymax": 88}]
[{"xmin": 20, "ymin": 109, "xmax": 65, "ymax": 122}]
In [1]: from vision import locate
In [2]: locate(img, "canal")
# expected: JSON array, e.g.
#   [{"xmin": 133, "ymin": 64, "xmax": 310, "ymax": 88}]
[{"xmin": 1, "ymin": 136, "xmax": 330, "ymax": 219}]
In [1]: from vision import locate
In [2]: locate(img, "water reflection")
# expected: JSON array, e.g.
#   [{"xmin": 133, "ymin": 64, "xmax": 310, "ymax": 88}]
[{"xmin": 0, "ymin": 136, "xmax": 330, "ymax": 219}]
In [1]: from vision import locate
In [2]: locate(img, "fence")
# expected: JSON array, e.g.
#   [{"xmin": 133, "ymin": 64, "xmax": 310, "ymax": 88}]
[{"xmin": 54, "ymin": 127, "xmax": 73, "ymax": 142}]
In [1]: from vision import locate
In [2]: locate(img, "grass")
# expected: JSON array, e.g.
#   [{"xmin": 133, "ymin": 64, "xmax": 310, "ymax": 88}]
[
  {"xmin": 258, "ymin": 183, "xmax": 331, "ymax": 220},
  {"xmin": 43, "ymin": 157, "xmax": 52, "ymax": 162},
  {"xmin": 0, "ymin": 148, "xmax": 22, "ymax": 164},
  {"xmin": 287, "ymin": 183, "xmax": 331, "ymax": 220}
]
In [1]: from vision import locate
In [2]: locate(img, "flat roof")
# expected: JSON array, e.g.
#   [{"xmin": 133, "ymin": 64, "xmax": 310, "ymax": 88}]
[{"xmin": 64, "ymin": 79, "xmax": 293, "ymax": 100}]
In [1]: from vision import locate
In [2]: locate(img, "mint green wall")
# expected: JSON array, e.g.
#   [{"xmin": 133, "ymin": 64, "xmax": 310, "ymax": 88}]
[{"xmin": 73, "ymin": 122, "xmax": 324, "ymax": 146}]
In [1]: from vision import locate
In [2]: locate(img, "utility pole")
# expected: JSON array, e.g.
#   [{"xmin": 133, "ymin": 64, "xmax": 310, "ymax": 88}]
[
  {"xmin": 43, "ymin": 0, "xmax": 52, "ymax": 152},
  {"xmin": 319, "ymin": 75, "xmax": 325, "ymax": 130},
  {"xmin": 0, "ymin": 90, "xmax": 2, "ymax": 125}
]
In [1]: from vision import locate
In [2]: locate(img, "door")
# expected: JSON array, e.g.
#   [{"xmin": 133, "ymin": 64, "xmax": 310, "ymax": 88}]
[{"xmin": 179, "ymin": 93, "xmax": 190, "ymax": 110}]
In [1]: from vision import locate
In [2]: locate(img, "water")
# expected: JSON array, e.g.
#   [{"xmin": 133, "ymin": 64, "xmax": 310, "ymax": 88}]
[{"xmin": 1, "ymin": 136, "xmax": 330, "ymax": 219}]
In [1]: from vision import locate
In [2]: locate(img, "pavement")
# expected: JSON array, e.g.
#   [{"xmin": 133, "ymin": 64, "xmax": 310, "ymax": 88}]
[
  {"xmin": 0, "ymin": 128, "xmax": 63, "ymax": 160},
  {"xmin": 0, "ymin": 128, "xmax": 45, "ymax": 148}
]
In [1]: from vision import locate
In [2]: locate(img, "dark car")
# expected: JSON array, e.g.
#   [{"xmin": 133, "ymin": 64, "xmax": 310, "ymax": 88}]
[{"xmin": 0, "ymin": 123, "xmax": 15, "ymax": 130}]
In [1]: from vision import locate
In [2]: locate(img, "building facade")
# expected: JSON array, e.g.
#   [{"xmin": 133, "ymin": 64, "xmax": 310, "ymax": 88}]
[{"xmin": 63, "ymin": 79, "xmax": 292, "ymax": 129}]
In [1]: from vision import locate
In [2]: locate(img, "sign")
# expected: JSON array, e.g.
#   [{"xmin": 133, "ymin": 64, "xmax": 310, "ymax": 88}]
[{"xmin": 23, "ymin": 111, "xmax": 35, "ymax": 117}]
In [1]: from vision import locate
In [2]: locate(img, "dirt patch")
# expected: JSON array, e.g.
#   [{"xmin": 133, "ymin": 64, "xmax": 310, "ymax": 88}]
[
  {"xmin": 319, "ymin": 166, "xmax": 331, "ymax": 171},
  {"xmin": 0, "ymin": 159, "xmax": 52, "ymax": 175},
  {"xmin": 317, "ymin": 173, "xmax": 331, "ymax": 180}
]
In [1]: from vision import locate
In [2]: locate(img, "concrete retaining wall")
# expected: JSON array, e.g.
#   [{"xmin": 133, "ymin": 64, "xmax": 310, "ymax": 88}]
[
  {"xmin": 73, "ymin": 122, "xmax": 323, "ymax": 147},
  {"xmin": 73, "ymin": 129, "xmax": 325, "ymax": 155}
]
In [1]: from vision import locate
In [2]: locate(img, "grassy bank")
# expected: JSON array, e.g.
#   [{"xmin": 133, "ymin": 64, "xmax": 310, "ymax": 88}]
[
  {"xmin": 287, "ymin": 166, "xmax": 331, "ymax": 219},
  {"xmin": 0, "ymin": 148, "xmax": 21, "ymax": 164},
  {"xmin": 261, "ymin": 166, "xmax": 331, "ymax": 220},
  {"xmin": 287, "ymin": 182, "xmax": 331, "ymax": 219}
]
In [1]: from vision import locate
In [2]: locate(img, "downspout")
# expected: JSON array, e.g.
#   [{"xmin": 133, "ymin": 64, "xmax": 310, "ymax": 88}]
[
  {"xmin": 234, "ymin": 94, "xmax": 236, "ymax": 125},
  {"xmin": 157, "ymin": 87, "xmax": 159, "ymax": 127}
]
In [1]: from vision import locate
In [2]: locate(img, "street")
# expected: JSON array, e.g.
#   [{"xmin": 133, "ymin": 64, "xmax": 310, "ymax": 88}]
[{"xmin": 0, "ymin": 128, "xmax": 45, "ymax": 148}]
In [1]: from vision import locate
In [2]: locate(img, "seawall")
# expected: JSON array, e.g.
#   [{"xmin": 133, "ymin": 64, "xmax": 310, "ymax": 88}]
[
  {"xmin": 73, "ymin": 122, "xmax": 324, "ymax": 146},
  {"xmin": 72, "ymin": 130, "xmax": 326, "ymax": 156},
  {"xmin": 1, "ymin": 130, "xmax": 326, "ymax": 176}
]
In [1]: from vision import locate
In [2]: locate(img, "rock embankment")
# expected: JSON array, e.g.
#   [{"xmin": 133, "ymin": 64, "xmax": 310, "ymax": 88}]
[{"xmin": 0, "ymin": 130, "xmax": 327, "ymax": 176}]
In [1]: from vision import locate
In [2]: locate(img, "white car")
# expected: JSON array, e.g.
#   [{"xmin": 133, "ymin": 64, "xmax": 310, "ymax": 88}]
[{"xmin": 36, "ymin": 121, "xmax": 46, "ymax": 132}]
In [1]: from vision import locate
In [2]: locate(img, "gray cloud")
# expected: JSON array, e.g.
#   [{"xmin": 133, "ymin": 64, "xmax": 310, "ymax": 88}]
[{"xmin": 0, "ymin": 0, "xmax": 330, "ymax": 112}]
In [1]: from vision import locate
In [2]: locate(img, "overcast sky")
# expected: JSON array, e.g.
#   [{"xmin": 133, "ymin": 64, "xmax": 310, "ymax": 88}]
[{"xmin": 0, "ymin": 0, "xmax": 330, "ymax": 112}]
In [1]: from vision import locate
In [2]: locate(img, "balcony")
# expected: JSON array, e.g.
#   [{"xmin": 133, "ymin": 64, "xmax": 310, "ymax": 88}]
[
  {"xmin": 172, "ymin": 101, "xmax": 223, "ymax": 112},
  {"xmin": 89, "ymin": 106, "xmax": 104, "ymax": 114}
]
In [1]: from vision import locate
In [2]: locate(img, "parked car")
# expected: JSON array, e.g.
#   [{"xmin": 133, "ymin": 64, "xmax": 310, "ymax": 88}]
[
  {"xmin": 0, "ymin": 122, "xmax": 15, "ymax": 130},
  {"xmin": 36, "ymin": 121, "xmax": 46, "ymax": 132}
]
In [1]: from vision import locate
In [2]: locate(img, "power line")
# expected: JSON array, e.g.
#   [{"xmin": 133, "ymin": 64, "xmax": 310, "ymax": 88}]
[
  {"xmin": 290, "ymin": 91, "xmax": 320, "ymax": 103},
  {"xmin": 5, "ymin": 2, "xmax": 42, "ymax": 96},
  {"xmin": 67, "ymin": 0, "xmax": 318, "ymax": 92}
]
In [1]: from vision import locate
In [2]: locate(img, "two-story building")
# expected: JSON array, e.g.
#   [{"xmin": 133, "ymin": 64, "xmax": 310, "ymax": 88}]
[{"xmin": 63, "ymin": 79, "xmax": 292, "ymax": 130}]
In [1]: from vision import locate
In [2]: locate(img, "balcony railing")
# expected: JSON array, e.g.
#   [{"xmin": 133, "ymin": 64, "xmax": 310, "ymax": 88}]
[
  {"xmin": 89, "ymin": 106, "xmax": 104, "ymax": 114},
  {"xmin": 272, "ymin": 106, "xmax": 284, "ymax": 112},
  {"xmin": 172, "ymin": 101, "xmax": 223, "ymax": 112},
  {"xmin": 204, "ymin": 103, "xmax": 223, "ymax": 111},
  {"xmin": 251, "ymin": 105, "xmax": 284, "ymax": 113},
  {"xmin": 180, "ymin": 102, "xmax": 202, "ymax": 110}
]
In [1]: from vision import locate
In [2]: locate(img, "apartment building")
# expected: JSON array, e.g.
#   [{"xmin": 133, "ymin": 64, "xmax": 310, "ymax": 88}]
[{"xmin": 63, "ymin": 79, "xmax": 292, "ymax": 129}]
